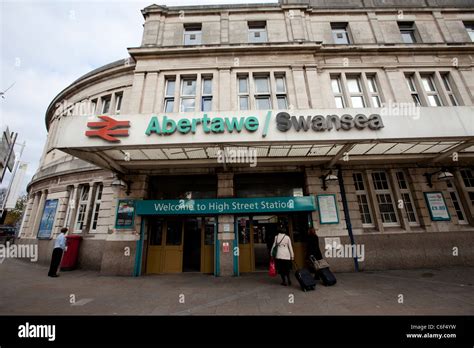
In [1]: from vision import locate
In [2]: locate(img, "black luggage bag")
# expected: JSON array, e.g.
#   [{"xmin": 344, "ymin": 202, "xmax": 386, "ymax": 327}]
[
  {"xmin": 318, "ymin": 267, "xmax": 337, "ymax": 286},
  {"xmin": 294, "ymin": 263, "xmax": 317, "ymax": 292}
]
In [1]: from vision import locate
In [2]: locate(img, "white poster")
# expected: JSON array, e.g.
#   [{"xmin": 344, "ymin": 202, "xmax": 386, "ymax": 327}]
[
  {"xmin": 424, "ymin": 192, "xmax": 450, "ymax": 221},
  {"xmin": 317, "ymin": 194, "xmax": 339, "ymax": 224}
]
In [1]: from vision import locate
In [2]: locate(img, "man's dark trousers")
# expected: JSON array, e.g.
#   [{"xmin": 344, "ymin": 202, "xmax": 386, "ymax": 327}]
[{"xmin": 48, "ymin": 248, "xmax": 63, "ymax": 276}]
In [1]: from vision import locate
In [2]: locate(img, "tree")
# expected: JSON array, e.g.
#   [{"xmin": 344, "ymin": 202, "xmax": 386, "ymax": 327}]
[{"xmin": 4, "ymin": 194, "xmax": 27, "ymax": 226}]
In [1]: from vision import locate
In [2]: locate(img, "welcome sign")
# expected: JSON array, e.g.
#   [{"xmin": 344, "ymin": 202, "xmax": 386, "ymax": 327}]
[{"xmin": 135, "ymin": 196, "xmax": 316, "ymax": 215}]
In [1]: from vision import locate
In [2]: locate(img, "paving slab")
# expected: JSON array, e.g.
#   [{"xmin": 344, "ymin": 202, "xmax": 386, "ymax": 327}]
[{"xmin": 0, "ymin": 259, "xmax": 473, "ymax": 315}]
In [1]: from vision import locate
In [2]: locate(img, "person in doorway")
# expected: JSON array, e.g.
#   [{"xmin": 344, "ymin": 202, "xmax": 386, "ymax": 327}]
[
  {"xmin": 271, "ymin": 228, "xmax": 294, "ymax": 286},
  {"xmin": 307, "ymin": 227, "xmax": 323, "ymax": 260},
  {"xmin": 48, "ymin": 227, "xmax": 67, "ymax": 277},
  {"xmin": 306, "ymin": 227, "xmax": 323, "ymax": 278}
]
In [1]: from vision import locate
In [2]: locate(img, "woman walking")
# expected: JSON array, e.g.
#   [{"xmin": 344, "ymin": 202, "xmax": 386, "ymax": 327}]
[{"xmin": 271, "ymin": 228, "xmax": 294, "ymax": 286}]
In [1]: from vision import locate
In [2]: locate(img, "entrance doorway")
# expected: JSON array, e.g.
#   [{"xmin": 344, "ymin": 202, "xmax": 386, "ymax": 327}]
[
  {"xmin": 236, "ymin": 213, "xmax": 311, "ymax": 273},
  {"xmin": 183, "ymin": 218, "xmax": 201, "ymax": 272},
  {"xmin": 146, "ymin": 216, "xmax": 216, "ymax": 274}
]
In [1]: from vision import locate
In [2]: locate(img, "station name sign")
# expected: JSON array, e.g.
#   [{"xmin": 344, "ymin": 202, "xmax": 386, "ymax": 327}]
[
  {"xmin": 85, "ymin": 111, "xmax": 384, "ymax": 143},
  {"xmin": 143, "ymin": 111, "xmax": 383, "ymax": 136},
  {"xmin": 135, "ymin": 196, "xmax": 316, "ymax": 215}
]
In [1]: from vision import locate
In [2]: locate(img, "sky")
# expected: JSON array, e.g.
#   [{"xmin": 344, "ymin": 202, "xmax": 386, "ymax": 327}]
[{"xmin": 0, "ymin": 0, "xmax": 277, "ymax": 196}]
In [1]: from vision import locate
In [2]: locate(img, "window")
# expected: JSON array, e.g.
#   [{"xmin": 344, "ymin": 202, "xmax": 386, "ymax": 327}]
[
  {"xmin": 446, "ymin": 180, "xmax": 467, "ymax": 224},
  {"xmin": 353, "ymin": 173, "xmax": 374, "ymax": 226},
  {"xmin": 201, "ymin": 77, "xmax": 213, "ymax": 112},
  {"xmin": 331, "ymin": 76, "xmax": 345, "ymax": 108},
  {"xmin": 164, "ymin": 78, "xmax": 176, "ymax": 112},
  {"xmin": 180, "ymin": 78, "xmax": 196, "ymax": 112},
  {"xmin": 184, "ymin": 23, "xmax": 202, "ymax": 46},
  {"xmin": 238, "ymin": 76, "xmax": 249, "ymax": 110},
  {"xmin": 346, "ymin": 76, "xmax": 365, "ymax": 108},
  {"xmin": 101, "ymin": 96, "xmax": 111, "ymax": 114},
  {"xmin": 420, "ymin": 74, "xmax": 443, "ymax": 106},
  {"xmin": 63, "ymin": 187, "xmax": 74, "ymax": 228},
  {"xmin": 405, "ymin": 74, "xmax": 421, "ymax": 106},
  {"xmin": 464, "ymin": 22, "xmax": 474, "ymax": 42},
  {"xmin": 441, "ymin": 74, "xmax": 459, "ymax": 106},
  {"xmin": 372, "ymin": 171, "xmax": 398, "ymax": 225},
  {"xmin": 331, "ymin": 22, "xmax": 351, "ymax": 44},
  {"xmin": 275, "ymin": 75, "xmax": 288, "ymax": 109},
  {"xmin": 460, "ymin": 169, "xmax": 474, "ymax": 188},
  {"xmin": 149, "ymin": 219, "xmax": 164, "ymax": 245},
  {"xmin": 166, "ymin": 220, "xmax": 182, "ymax": 245},
  {"xmin": 331, "ymin": 73, "xmax": 381, "ymax": 109},
  {"xmin": 254, "ymin": 76, "xmax": 271, "ymax": 110},
  {"xmin": 74, "ymin": 185, "xmax": 90, "ymax": 232},
  {"xmin": 248, "ymin": 21, "xmax": 267, "ymax": 43},
  {"xmin": 398, "ymin": 22, "xmax": 417, "ymax": 43},
  {"xmin": 396, "ymin": 171, "xmax": 418, "ymax": 224},
  {"xmin": 90, "ymin": 99, "xmax": 97, "ymax": 115},
  {"xmin": 114, "ymin": 93, "xmax": 123, "ymax": 114},
  {"xmin": 460, "ymin": 169, "xmax": 474, "ymax": 208},
  {"xmin": 91, "ymin": 184, "xmax": 103, "ymax": 232},
  {"xmin": 367, "ymin": 75, "xmax": 381, "ymax": 107}
]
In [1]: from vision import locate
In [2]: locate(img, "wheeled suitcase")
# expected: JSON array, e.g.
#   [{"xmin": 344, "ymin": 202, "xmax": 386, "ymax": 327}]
[
  {"xmin": 294, "ymin": 265, "xmax": 317, "ymax": 292},
  {"xmin": 318, "ymin": 267, "xmax": 337, "ymax": 286}
]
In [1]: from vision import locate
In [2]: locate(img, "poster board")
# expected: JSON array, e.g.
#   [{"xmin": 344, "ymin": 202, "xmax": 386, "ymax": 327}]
[
  {"xmin": 424, "ymin": 192, "xmax": 450, "ymax": 221},
  {"xmin": 115, "ymin": 199, "xmax": 136, "ymax": 229},
  {"xmin": 37, "ymin": 199, "xmax": 59, "ymax": 239},
  {"xmin": 317, "ymin": 194, "xmax": 339, "ymax": 224}
]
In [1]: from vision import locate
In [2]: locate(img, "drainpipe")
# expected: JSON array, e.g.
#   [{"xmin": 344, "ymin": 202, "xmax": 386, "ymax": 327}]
[{"xmin": 337, "ymin": 165, "xmax": 359, "ymax": 272}]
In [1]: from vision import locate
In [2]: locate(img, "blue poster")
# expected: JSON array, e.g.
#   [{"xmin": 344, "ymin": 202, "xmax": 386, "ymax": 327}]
[{"xmin": 37, "ymin": 199, "xmax": 59, "ymax": 239}]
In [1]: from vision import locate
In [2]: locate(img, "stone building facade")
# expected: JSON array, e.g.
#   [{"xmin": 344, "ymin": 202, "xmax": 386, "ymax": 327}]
[{"xmin": 18, "ymin": 0, "xmax": 474, "ymax": 276}]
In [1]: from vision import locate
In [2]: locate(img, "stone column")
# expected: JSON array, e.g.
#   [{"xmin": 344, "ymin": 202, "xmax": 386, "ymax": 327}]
[
  {"xmin": 31, "ymin": 190, "xmax": 48, "ymax": 238},
  {"xmin": 66, "ymin": 185, "xmax": 79, "ymax": 230},
  {"xmin": 218, "ymin": 68, "xmax": 231, "ymax": 111},
  {"xmin": 55, "ymin": 187, "xmax": 72, "ymax": 233},
  {"xmin": 127, "ymin": 73, "xmax": 146, "ymax": 114},
  {"xmin": 291, "ymin": 66, "xmax": 309, "ymax": 109},
  {"xmin": 217, "ymin": 172, "xmax": 234, "ymax": 276},
  {"xmin": 141, "ymin": 72, "xmax": 159, "ymax": 114},
  {"xmin": 18, "ymin": 196, "xmax": 34, "ymax": 238},
  {"xmin": 407, "ymin": 168, "xmax": 432, "ymax": 230}
]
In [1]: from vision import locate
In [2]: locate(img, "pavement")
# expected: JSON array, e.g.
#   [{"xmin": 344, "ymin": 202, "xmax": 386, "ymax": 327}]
[{"xmin": 0, "ymin": 259, "xmax": 473, "ymax": 315}]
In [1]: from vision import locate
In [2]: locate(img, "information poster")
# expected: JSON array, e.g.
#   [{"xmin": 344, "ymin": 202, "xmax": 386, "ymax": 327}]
[
  {"xmin": 115, "ymin": 199, "xmax": 135, "ymax": 229},
  {"xmin": 317, "ymin": 194, "xmax": 339, "ymax": 224},
  {"xmin": 37, "ymin": 199, "xmax": 59, "ymax": 239},
  {"xmin": 424, "ymin": 192, "xmax": 450, "ymax": 221}
]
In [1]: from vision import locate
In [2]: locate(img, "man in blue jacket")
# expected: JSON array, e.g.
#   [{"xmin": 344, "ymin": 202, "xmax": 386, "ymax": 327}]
[{"xmin": 48, "ymin": 228, "xmax": 67, "ymax": 277}]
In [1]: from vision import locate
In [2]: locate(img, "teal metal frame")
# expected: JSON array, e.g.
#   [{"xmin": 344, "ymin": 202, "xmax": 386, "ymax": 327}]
[
  {"xmin": 214, "ymin": 217, "xmax": 220, "ymax": 277},
  {"xmin": 133, "ymin": 217, "xmax": 145, "ymax": 277},
  {"xmin": 233, "ymin": 218, "xmax": 239, "ymax": 276}
]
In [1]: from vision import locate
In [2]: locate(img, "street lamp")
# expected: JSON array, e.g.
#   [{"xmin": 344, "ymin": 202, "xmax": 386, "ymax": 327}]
[
  {"xmin": 320, "ymin": 170, "xmax": 339, "ymax": 190},
  {"xmin": 424, "ymin": 168, "xmax": 454, "ymax": 188}
]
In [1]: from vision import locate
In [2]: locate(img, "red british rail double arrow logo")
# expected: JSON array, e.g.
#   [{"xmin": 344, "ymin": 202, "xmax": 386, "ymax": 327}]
[{"xmin": 85, "ymin": 116, "xmax": 130, "ymax": 142}]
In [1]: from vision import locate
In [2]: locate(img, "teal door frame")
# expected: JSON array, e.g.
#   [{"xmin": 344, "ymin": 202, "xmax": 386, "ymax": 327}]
[
  {"xmin": 233, "ymin": 218, "xmax": 239, "ymax": 276},
  {"xmin": 133, "ymin": 217, "xmax": 145, "ymax": 277}
]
